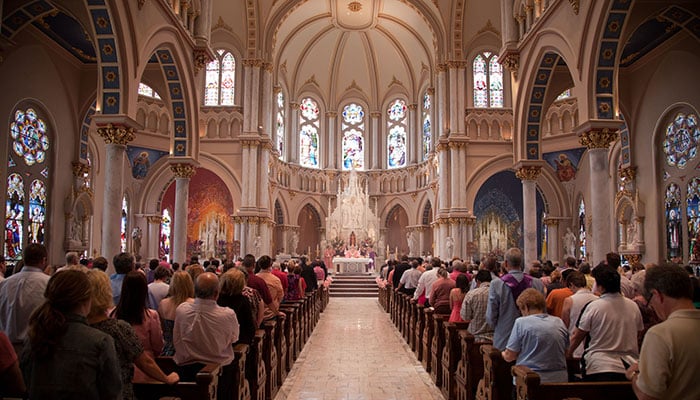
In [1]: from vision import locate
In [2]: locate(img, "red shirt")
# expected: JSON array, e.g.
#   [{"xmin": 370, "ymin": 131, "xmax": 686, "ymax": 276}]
[{"xmin": 271, "ymin": 269, "xmax": 289, "ymax": 295}]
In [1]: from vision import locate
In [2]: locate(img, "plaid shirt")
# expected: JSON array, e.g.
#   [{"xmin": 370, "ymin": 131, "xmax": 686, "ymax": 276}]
[{"xmin": 461, "ymin": 282, "xmax": 493, "ymax": 342}]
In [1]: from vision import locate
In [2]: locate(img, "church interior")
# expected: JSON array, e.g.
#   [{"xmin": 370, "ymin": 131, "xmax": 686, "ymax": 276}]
[{"xmin": 1, "ymin": 0, "xmax": 699, "ymax": 271}]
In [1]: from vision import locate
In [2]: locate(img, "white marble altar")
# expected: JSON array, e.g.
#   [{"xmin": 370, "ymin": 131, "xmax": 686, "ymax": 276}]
[{"xmin": 332, "ymin": 257, "xmax": 371, "ymax": 274}]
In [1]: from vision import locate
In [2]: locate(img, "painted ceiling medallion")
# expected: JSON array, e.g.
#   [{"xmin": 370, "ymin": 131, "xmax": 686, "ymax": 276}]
[{"xmin": 348, "ymin": 1, "xmax": 362, "ymax": 12}]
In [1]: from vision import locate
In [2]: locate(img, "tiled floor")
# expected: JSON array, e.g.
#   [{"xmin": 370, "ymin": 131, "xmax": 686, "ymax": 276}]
[{"xmin": 275, "ymin": 298, "xmax": 445, "ymax": 400}]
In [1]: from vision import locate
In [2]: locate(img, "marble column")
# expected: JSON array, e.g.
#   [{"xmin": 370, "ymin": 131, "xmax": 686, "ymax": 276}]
[
  {"xmin": 259, "ymin": 142, "xmax": 271, "ymax": 212},
  {"xmin": 438, "ymin": 221, "xmax": 449, "ymax": 259},
  {"xmin": 242, "ymin": 59, "xmax": 261, "ymax": 134},
  {"xmin": 449, "ymin": 143, "xmax": 460, "ymax": 208},
  {"xmin": 437, "ymin": 143, "xmax": 449, "ymax": 211},
  {"xmin": 544, "ymin": 218, "xmax": 559, "ymax": 263},
  {"xmin": 289, "ymin": 103, "xmax": 300, "ymax": 163},
  {"xmin": 465, "ymin": 216, "xmax": 476, "ymax": 262},
  {"xmin": 170, "ymin": 163, "xmax": 196, "ymax": 264},
  {"xmin": 96, "ymin": 124, "xmax": 134, "ymax": 273},
  {"xmin": 326, "ymin": 112, "xmax": 338, "ymax": 169},
  {"xmin": 515, "ymin": 163, "xmax": 542, "ymax": 270},
  {"xmin": 261, "ymin": 63, "xmax": 273, "ymax": 138},
  {"xmin": 579, "ymin": 126, "xmax": 618, "ymax": 264},
  {"xmin": 500, "ymin": 0, "xmax": 518, "ymax": 47},
  {"xmin": 146, "ymin": 215, "xmax": 162, "ymax": 261},
  {"xmin": 370, "ymin": 112, "xmax": 382, "ymax": 169},
  {"xmin": 436, "ymin": 63, "xmax": 448, "ymax": 138},
  {"xmin": 193, "ymin": 0, "xmax": 212, "ymax": 43}
]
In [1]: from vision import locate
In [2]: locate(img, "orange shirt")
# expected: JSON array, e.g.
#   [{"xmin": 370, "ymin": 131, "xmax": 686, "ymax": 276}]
[{"xmin": 546, "ymin": 287, "xmax": 573, "ymax": 317}]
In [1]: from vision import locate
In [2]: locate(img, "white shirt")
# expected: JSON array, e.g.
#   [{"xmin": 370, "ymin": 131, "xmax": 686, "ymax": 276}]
[
  {"xmin": 173, "ymin": 298, "xmax": 239, "ymax": 366},
  {"xmin": 0, "ymin": 266, "xmax": 50, "ymax": 344},
  {"xmin": 148, "ymin": 281, "xmax": 170, "ymax": 310},
  {"xmin": 567, "ymin": 289, "xmax": 598, "ymax": 358},
  {"xmin": 413, "ymin": 268, "xmax": 439, "ymax": 300}
]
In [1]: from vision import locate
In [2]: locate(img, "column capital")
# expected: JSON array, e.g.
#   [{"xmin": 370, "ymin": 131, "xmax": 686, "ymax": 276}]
[
  {"xmin": 96, "ymin": 123, "xmax": 135, "ymax": 145},
  {"xmin": 326, "ymin": 111, "xmax": 338, "ymax": 118},
  {"xmin": 576, "ymin": 120, "xmax": 622, "ymax": 149},
  {"xmin": 242, "ymin": 58, "xmax": 264, "ymax": 67},
  {"xmin": 407, "ymin": 104, "xmax": 418, "ymax": 111},
  {"xmin": 619, "ymin": 166, "xmax": 637, "ymax": 182},
  {"xmin": 170, "ymin": 163, "xmax": 197, "ymax": 179},
  {"xmin": 370, "ymin": 111, "xmax": 382, "ymax": 118},
  {"xmin": 543, "ymin": 217, "xmax": 559, "ymax": 227},
  {"xmin": 193, "ymin": 47, "xmax": 215, "ymax": 75},
  {"xmin": 71, "ymin": 161, "xmax": 90, "ymax": 177},
  {"xmin": 427, "ymin": 87, "xmax": 435, "ymax": 96},
  {"xmin": 290, "ymin": 102, "xmax": 300, "ymax": 110},
  {"xmin": 147, "ymin": 215, "xmax": 163, "ymax": 224},
  {"xmin": 514, "ymin": 161, "xmax": 545, "ymax": 181},
  {"xmin": 498, "ymin": 47, "xmax": 520, "ymax": 77}
]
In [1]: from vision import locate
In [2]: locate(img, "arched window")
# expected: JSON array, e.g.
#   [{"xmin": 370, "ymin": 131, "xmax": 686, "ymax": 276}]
[
  {"xmin": 473, "ymin": 52, "xmax": 503, "ymax": 108},
  {"xmin": 138, "ymin": 83, "xmax": 161, "ymax": 99},
  {"xmin": 422, "ymin": 92, "xmax": 432, "ymax": 161},
  {"xmin": 341, "ymin": 103, "xmax": 365, "ymax": 170},
  {"xmin": 160, "ymin": 209, "xmax": 171, "ymax": 259},
  {"xmin": 204, "ymin": 49, "xmax": 235, "ymax": 106},
  {"xmin": 299, "ymin": 97, "xmax": 320, "ymax": 168},
  {"xmin": 387, "ymin": 99, "xmax": 407, "ymax": 169},
  {"xmin": 5, "ymin": 108, "xmax": 50, "ymax": 262},
  {"xmin": 661, "ymin": 111, "xmax": 700, "ymax": 261},
  {"xmin": 578, "ymin": 198, "xmax": 587, "ymax": 260},
  {"xmin": 556, "ymin": 89, "xmax": 571, "ymax": 101},
  {"xmin": 120, "ymin": 196, "xmax": 128, "ymax": 252},
  {"xmin": 276, "ymin": 90, "xmax": 285, "ymax": 160}
]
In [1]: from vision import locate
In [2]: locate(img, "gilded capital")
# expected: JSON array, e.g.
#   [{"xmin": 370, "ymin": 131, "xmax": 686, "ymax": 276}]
[
  {"xmin": 408, "ymin": 104, "xmax": 418, "ymax": 111},
  {"xmin": 290, "ymin": 102, "xmax": 300, "ymax": 110},
  {"xmin": 515, "ymin": 165, "xmax": 542, "ymax": 181},
  {"xmin": 370, "ymin": 111, "xmax": 382, "ymax": 118},
  {"xmin": 97, "ymin": 123, "xmax": 135, "ymax": 145},
  {"xmin": 543, "ymin": 217, "xmax": 559, "ymax": 227},
  {"xmin": 193, "ymin": 48, "xmax": 214, "ymax": 75},
  {"xmin": 326, "ymin": 111, "xmax": 338, "ymax": 118},
  {"xmin": 147, "ymin": 215, "xmax": 163, "ymax": 224},
  {"xmin": 619, "ymin": 166, "xmax": 637, "ymax": 182},
  {"xmin": 170, "ymin": 163, "xmax": 197, "ymax": 179},
  {"xmin": 579, "ymin": 128, "xmax": 618, "ymax": 149},
  {"xmin": 71, "ymin": 162, "xmax": 90, "ymax": 177}
]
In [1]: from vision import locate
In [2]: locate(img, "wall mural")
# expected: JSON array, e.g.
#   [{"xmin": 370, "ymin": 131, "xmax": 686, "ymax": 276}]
[
  {"xmin": 161, "ymin": 168, "xmax": 234, "ymax": 260},
  {"xmin": 473, "ymin": 170, "xmax": 544, "ymax": 259},
  {"xmin": 126, "ymin": 146, "xmax": 168, "ymax": 180},
  {"xmin": 543, "ymin": 148, "xmax": 586, "ymax": 182}
]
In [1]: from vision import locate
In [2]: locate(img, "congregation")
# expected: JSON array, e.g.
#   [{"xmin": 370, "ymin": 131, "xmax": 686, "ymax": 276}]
[
  {"xmin": 0, "ymin": 245, "xmax": 330, "ymax": 399},
  {"xmin": 382, "ymin": 248, "xmax": 700, "ymax": 400}
]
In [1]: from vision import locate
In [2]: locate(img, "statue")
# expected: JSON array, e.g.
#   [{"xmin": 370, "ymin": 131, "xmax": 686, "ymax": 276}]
[
  {"xmin": 626, "ymin": 221, "xmax": 636, "ymax": 247},
  {"xmin": 289, "ymin": 232, "xmax": 299, "ymax": 255},
  {"xmin": 407, "ymin": 231, "xmax": 417, "ymax": 256},
  {"xmin": 254, "ymin": 235, "xmax": 262, "ymax": 256},
  {"xmin": 445, "ymin": 236, "xmax": 454, "ymax": 258},
  {"xmin": 563, "ymin": 227, "xmax": 577, "ymax": 258},
  {"xmin": 132, "ymin": 227, "xmax": 143, "ymax": 256}
]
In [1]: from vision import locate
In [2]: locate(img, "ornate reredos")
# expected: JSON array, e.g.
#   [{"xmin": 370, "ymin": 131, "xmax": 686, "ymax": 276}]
[{"xmin": 326, "ymin": 169, "xmax": 379, "ymax": 247}]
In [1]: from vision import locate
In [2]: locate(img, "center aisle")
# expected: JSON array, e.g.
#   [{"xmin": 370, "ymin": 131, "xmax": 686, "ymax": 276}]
[{"xmin": 274, "ymin": 298, "xmax": 445, "ymax": 400}]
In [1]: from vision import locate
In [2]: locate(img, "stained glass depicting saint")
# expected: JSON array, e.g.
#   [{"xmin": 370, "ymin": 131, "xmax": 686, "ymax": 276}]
[
  {"xmin": 687, "ymin": 178, "xmax": 700, "ymax": 259},
  {"xmin": 5, "ymin": 173, "xmax": 24, "ymax": 261},
  {"xmin": 276, "ymin": 91, "xmax": 285, "ymax": 159},
  {"xmin": 341, "ymin": 103, "xmax": 365, "ymax": 170},
  {"xmin": 299, "ymin": 98, "xmax": 320, "ymax": 168},
  {"xmin": 473, "ymin": 54, "xmax": 488, "ymax": 108},
  {"xmin": 160, "ymin": 209, "xmax": 171, "ymax": 258},
  {"xmin": 388, "ymin": 126, "xmax": 406, "ymax": 169},
  {"xmin": 27, "ymin": 180, "xmax": 46, "ymax": 245},
  {"xmin": 666, "ymin": 183, "xmax": 682, "ymax": 258}
]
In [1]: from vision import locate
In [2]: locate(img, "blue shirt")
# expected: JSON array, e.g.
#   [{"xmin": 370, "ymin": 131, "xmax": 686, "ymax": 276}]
[
  {"xmin": 506, "ymin": 313, "xmax": 569, "ymax": 383},
  {"xmin": 110, "ymin": 273, "xmax": 125, "ymax": 306},
  {"xmin": 486, "ymin": 270, "xmax": 544, "ymax": 350}
]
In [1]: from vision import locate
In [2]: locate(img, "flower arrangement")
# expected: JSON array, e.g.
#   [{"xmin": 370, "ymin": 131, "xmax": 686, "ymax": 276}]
[{"xmin": 330, "ymin": 236, "xmax": 345, "ymax": 255}]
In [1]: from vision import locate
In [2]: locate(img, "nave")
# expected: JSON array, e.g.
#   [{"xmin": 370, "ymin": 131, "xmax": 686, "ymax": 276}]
[{"xmin": 275, "ymin": 298, "xmax": 444, "ymax": 400}]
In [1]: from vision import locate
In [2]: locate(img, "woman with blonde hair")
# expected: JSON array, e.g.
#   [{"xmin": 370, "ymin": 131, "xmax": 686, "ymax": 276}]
[
  {"xmin": 158, "ymin": 270, "xmax": 194, "ymax": 356},
  {"xmin": 86, "ymin": 269, "xmax": 178, "ymax": 399}
]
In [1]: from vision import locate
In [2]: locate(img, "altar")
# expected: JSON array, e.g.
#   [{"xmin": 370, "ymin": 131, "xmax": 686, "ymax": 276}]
[{"xmin": 332, "ymin": 257, "xmax": 371, "ymax": 274}]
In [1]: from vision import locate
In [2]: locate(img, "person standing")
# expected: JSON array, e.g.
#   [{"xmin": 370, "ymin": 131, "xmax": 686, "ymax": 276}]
[
  {"xmin": 560, "ymin": 271, "xmax": 598, "ymax": 358},
  {"xmin": 0, "ymin": 244, "xmax": 50, "ymax": 353},
  {"xmin": 461, "ymin": 270, "xmax": 494, "ymax": 342},
  {"xmin": 625, "ymin": 263, "xmax": 700, "ymax": 400}
]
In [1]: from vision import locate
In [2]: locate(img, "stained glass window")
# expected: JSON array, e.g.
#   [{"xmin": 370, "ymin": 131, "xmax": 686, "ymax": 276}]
[
  {"xmin": 556, "ymin": 89, "xmax": 571, "ymax": 101},
  {"xmin": 422, "ymin": 92, "xmax": 432, "ymax": 161},
  {"xmin": 204, "ymin": 49, "xmax": 235, "ymax": 106},
  {"xmin": 663, "ymin": 112, "xmax": 699, "ymax": 169},
  {"xmin": 687, "ymin": 178, "xmax": 700, "ymax": 259},
  {"xmin": 299, "ymin": 97, "xmax": 320, "ymax": 168},
  {"xmin": 121, "ymin": 196, "xmax": 128, "ymax": 252},
  {"xmin": 341, "ymin": 103, "xmax": 365, "ymax": 170},
  {"xmin": 5, "ymin": 107, "xmax": 50, "ymax": 262},
  {"xmin": 160, "ymin": 209, "xmax": 171, "ymax": 259},
  {"xmin": 665, "ymin": 183, "xmax": 682, "ymax": 258},
  {"xmin": 387, "ymin": 99, "xmax": 407, "ymax": 169},
  {"xmin": 473, "ymin": 52, "xmax": 503, "ymax": 108},
  {"xmin": 578, "ymin": 198, "xmax": 586, "ymax": 260},
  {"xmin": 138, "ymin": 83, "xmax": 161, "ymax": 99},
  {"xmin": 276, "ymin": 91, "xmax": 285, "ymax": 160}
]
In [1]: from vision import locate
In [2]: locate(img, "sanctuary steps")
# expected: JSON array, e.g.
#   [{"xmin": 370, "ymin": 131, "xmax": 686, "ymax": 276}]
[{"xmin": 329, "ymin": 274, "xmax": 378, "ymax": 298}]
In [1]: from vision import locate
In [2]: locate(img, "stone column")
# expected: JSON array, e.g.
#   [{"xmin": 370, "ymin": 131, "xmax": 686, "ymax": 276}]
[
  {"xmin": 289, "ymin": 102, "xmax": 300, "ymax": 163},
  {"xmin": 326, "ymin": 112, "xmax": 338, "ymax": 169},
  {"xmin": 193, "ymin": 0, "xmax": 212, "ymax": 43},
  {"xmin": 436, "ymin": 63, "xmax": 448, "ymax": 138},
  {"xmin": 259, "ymin": 142, "xmax": 271, "ymax": 212},
  {"xmin": 437, "ymin": 142, "xmax": 449, "ymax": 211},
  {"xmin": 438, "ymin": 220, "xmax": 449, "ymax": 259},
  {"xmin": 543, "ymin": 218, "xmax": 559, "ymax": 263},
  {"xmin": 500, "ymin": 0, "xmax": 518, "ymax": 46},
  {"xmin": 242, "ymin": 59, "xmax": 261, "ymax": 134},
  {"xmin": 370, "ymin": 112, "xmax": 382, "ymax": 169},
  {"xmin": 515, "ymin": 163, "xmax": 543, "ymax": 270},
  {"xmin": 465, "ymin": 216, "xmax": 476, "ymax": 262},
  {"xmin": 449, "ymin": 143, "xmax": 460, "ymax": 208},
  {"xmin": 146, "ymin": 215, "xmax": 162, "ymax": 261},
  {"xmin": 96, "ymin": 123, "xmax": 134, "ymax": 273},
  {"xmin": 579, "ymin": 124, "xmax": 618, "ymax": 264},
  {"xmin": 260, "ymin": 63, "xmax": 273, "ymax": 138},
  {"xmin": 170, "ymin": 163, "xmax": 196, "ymax": 264}
]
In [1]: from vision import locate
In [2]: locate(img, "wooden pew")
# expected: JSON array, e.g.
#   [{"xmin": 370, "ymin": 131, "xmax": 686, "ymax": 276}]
[
  {"xmin": 415, "ymin": 303, "xmax": 425, "ymax": 361},
  {"xmin": 262, "ymin": 321, "xmax": 279, "ymax": 400},
  {"xmin": 441, "ymin": 321, "xmax": 470, "ymax": 400},
  {"xmin": 475, "ymin": 345, "xmax": 513, "ymax": 400},
  {"xmin": 247, "ymin": 330, "xmax": 267, "ymax": 400},
  {"xmin": 512, "ymin": 366, "xmax": 636, "ymax": 400},
  {"xmin": 133, "ymin": 356, "xmax": 220, "ymax": 400},
  {"xmin": 430, "ymin": 313, "xmax": 449, "ymax": 387},
  {"xmin": 422, "ymin": 308, "xmax": 435, "ymax": 373},
  {"xmin": 454, "ymin": 332, "xmax": 491, "ymax": 400},
  {"xmin": 231, "ymin": 344, "xmax": 251, "ymax": 400},
  {"xmin": 274, "ymin": 313, "xmax": 288, "ymax": 386},
  {"xmin": 279, "ymin": 303, "xmax": 300, "ymax": 369},
  {"xmin": 402, "ymin": 294, "xmax": 412, "ymax": 342},
  {"xmin": 408, "ymin": 299, "xmax": 418, "ymax": 351}
]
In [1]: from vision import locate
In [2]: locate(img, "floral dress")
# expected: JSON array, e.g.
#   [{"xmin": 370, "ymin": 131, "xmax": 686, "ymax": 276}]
[{"xmin": 91, "ymin": 318, "xmax": 144, "ymax": 400}]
